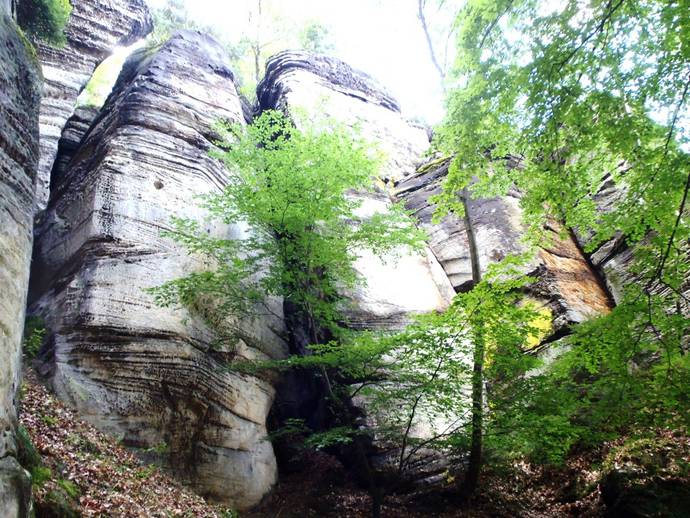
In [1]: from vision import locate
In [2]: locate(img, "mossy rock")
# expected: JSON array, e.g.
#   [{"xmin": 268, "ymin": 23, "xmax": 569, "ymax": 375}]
[
  {"xmin": 17, "ymin": 425, "xmax": 42, "ymax": 471},
  {"xmin": 600, "ymin": 435, "xmax": 690, "ymax": 517},
  {"xmin": 35, "ymin": 483, "xmax": 80, "ymax": 518},
  {"xmin": 600, "ymin": 469, "xmax": 690, "ymax": 518}
]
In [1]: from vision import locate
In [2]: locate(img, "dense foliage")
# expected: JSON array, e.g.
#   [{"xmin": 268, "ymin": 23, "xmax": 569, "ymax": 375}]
[
  {"xmin": 151, "ymin": 109, "xmax": 424, "ymax": 351},
  {"xmin": 435, "ymin": 0, "xmax": 690, "ymax": 468},
  {"xmin": 272, "ymin": 259, "xmax": 542, "ymax": 468},
  {"xmin": 17, "ymin": 0, "xmax": 71, "ymax": 46}
]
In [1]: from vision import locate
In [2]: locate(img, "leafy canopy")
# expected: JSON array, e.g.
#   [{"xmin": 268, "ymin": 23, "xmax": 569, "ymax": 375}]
[
  {"xmin": 17, "ymin": 0, "xmax": 72, "ymax": 46},
  {"xmin": 151, "ymin": 110, "xmax": 425, "ymax": 342},
  {"xmin": 437, "ymin": 0, "xmax": 690, "ymax": 260},
  {"xmin": 434, "ymin": 0, "xmax": 690, "ymax": 463}
]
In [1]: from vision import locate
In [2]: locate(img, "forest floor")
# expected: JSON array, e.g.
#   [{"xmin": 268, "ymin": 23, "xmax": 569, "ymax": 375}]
[
  {"xmin": 19, "ymin": 367, "xmax": 689, "ymax": 517},
  {"xmin": 245, "ymin": 449, "xmax": 605, "ymax": 518},
  {"xmin": 19, "ymin": 368, "xmax": 230, "ymax": 517}
]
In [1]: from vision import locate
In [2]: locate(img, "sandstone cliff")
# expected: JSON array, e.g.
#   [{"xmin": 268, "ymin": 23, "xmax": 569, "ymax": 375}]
[
  {"xmin": 31, "ymin": 31, "xmax": 287, "ymax": 510},
  {"xmin": 395, "ymin": 156, "xmax": 614, "ymax": 334},
  {"xmin": 13, "ymin": 22, "xmax": 636, "ymax": 516},
  {"xmin": 0, "ymin": 8, "xmax": 41, "ymax": 517},
  {"xmin": 257, "ymin": 51, "xmax": 455, "ymax": 331},
  {"xmin": 34, "ymin": 0, "xmax": 152, "ymax": 211}
]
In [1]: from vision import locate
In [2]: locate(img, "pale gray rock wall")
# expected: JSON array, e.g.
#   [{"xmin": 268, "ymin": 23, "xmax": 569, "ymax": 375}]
[
  {"xmin": 258, "ymin": 50, "xmax": 431, "ymax": 183},
  {"xmin": 395, "ymin": 156, "xmax": 613, "ymax": 332},
  {"xmin": 257, "ymin": 50, "xmax": 455, "ymax": 486},
  {"xmin": 34, "ymin": 0, "xmax": 152, "ymax": 211},
  {"xmin": 257, "ymin": 51, "xmax": 454, "ymax": 331},
  {"xmin": 0, "ymin": 9, "xmax": 40, "ymax": 518},
  {"xmin": 31, "ymin": 32, "xmax": 287, "ymax": 510}
]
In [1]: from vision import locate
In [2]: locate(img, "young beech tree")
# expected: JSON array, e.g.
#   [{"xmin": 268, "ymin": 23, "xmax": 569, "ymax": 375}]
[
  {"xmin": 152, "ymin": 110, "xmax": 424, "ymax": 342},
  {"xmin": 435, "ymin": 0, "xmax": 690, "ymax": 470},
  {"xmin": 246, "ymin": 257, "xmax": 543, "ymax": 501},
  {"xmin": 151, "ymin": 110, "xmax": 425, "ymax": 517}
]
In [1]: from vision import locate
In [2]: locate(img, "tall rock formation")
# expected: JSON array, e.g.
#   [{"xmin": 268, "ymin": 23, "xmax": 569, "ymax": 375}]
[
  {"xmin": 395, "ymin": 156, "xmax": 613, "ymax": 333},
  {"xmin": 0, "ymin": 8, "xmax": 41, "ymax": 518},
  {"xmin": 256, "ymin": 50, "xmax": 455, "ymax": 483},
  {"xmin": 31, "ymin": 32, "xmax": 287, "ymax": 510},
  {"xmin": 257, "ymin": 50, "xmax": 455, "ymax": 330},
  {"xmin": 34, "ymin": 0, "xmax": 152, "ymax": 210}
]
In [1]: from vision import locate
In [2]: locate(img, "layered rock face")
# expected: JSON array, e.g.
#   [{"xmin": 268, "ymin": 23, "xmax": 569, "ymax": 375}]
[
  {"xmin": 0, "ymin": 9, "xmax": 41, "ymax": 517},
  {"xmin": 31, "ymin": 32, "xmax": 287, "ymax": 510},
  {"xmin": 257, "ymin": 51, "xmax": 455, "ymax": 485},
  {"xmin": 257, "ymin": 51, "xmax": 455, "ymax": 330},
  {"xmin": 35, "ymin": 0, "xmax": 152, "ymax": 210},
  {"xmin": 49, "ymin": 104, "xmax": 99, "ymax": 187},
  {"xmin": 259, "ymin": 51, "xmax": 431, "ymax": 183},
  {"xmin": 395, "ymin": 157, "xmax": 613, "ymax": 332},
  {"xmin": 575, "ymin": 174, "xmax": 690, "ymax": 310}
]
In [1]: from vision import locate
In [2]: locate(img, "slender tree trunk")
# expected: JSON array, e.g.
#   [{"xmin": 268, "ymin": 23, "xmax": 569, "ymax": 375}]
[
  {"xmin": 465, "ymin": 328, "xmax": 484, "ymax": 494},
  {"xmin": 462, "ymin": 188, "xmax": 484, "ymax": 495},
  {"xmin": 253, "ymin": 0, "xmax": 263, "ymax": 83},
  {"xmin": 305, "ymin": 298, "xmax": 383, "ymax": 517},
  {"xmin": 417, "ymin": 0, "xmax": 446, "ymax": 87}
]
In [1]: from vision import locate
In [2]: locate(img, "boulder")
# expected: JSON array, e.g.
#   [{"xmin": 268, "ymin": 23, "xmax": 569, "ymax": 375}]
[
  {"xmin": 257, "ymin": 50, "xmax": 454, "ymax": 330},
  {"xmin": 395, "ymin": 156, "xmax": 613, "ymax": 332},
  {"xmin": 0, "ymin": 8, "xmax": 41, "ymax": 518},
  {"xmin": 34, "ymin": 0, "xmax": 152, "ymax": 211},
  {"xmin": 31, "ymin": 32, "xmax": 287, "ymax": 510}
]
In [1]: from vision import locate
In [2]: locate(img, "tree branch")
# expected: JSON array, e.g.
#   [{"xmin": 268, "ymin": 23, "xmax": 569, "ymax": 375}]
[{"xmin": 417, "ymin": 0, "xmax": 446, "ymax": 85}]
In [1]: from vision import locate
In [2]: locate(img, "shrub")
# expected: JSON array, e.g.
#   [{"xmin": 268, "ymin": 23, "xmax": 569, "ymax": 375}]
[
  {"xmin": 22, "ymin": 316, "xmax": 46, "ymax": 359},
  {"xmin": 17, "ymin": 0, "xmax": 72, "ymax": 47}
]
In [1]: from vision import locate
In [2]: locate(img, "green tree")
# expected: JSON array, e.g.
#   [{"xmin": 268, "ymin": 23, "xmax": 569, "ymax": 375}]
[
  {"xmin": 299, "ymin": 21, "xmax": 334, "ymax": 54},
  {"xmin": 435, "ymin": 0, "xmax": 690, "ymax": 478},
  {"xmin": 152, "ymin": 110, "xmax": 423, "ymax": 340},
  {"xmin": 150, "ymin": 110, "xmax": 425, "ymax": 516},
  {"xmin": 243, "ymin": 257, "xmax": 542, "ymax": 504},
  {"xmin": 17, "ymin": 0, "xmax": 72, "ymax": 46}
]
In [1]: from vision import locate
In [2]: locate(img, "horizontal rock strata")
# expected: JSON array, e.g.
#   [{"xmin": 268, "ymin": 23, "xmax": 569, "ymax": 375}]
[
  {"xmin": 49, "ymin": 104, "xmax": 99, "ymax": 188},
  {"xmin": 258, "ymin": 51, "xmax": 454, "ymax": 330},
  {"xmin": 258, "ymin": 50, "xmax": 431, "ymax": 183},
  {"xmin": 35, "ymin": 0, "xmax": 152, "ymax": 211},
  {"xmin": 0, "ymin": 9, "xmax": 41, "ymax": 517},
  {"xmin": 31, "ymin": 31, "xmax": 286, "ymax": 510},
  {"xmin": 395, "ymin": 156, "xmax": 613, "ymax": 332},
  {"xmin": 575, "ymin": 173, "xmax": 689, "ymax": 314}
]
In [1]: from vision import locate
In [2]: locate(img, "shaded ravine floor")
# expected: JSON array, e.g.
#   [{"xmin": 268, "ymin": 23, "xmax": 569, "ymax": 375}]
[
  {"xmin": 245, "ymin": 448, "xmax": 607, "ymax": 518},
  {"xmin": 19, "ymin": 368, "xmax": 229, "ymax": 517},
  {"xmin": 20, "ymin": 366, "xmax": 690, "ymax": 517}
]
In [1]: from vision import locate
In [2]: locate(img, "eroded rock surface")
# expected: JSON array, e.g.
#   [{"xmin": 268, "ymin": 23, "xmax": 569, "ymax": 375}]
[
  {"xmin": 395, "ymin": 156, "xmax": 613, "ymax": 332},
  {"xmin": 258, "ymin": 50, "xmax": 431, "ymax": 183},
  {"xmin": 35, "ymin": 0, "xmax": 152, "ymax": 210},
  {"xmin": 0, "ymin": 9, "xmax": 41, "ymax": 517},
  {"xmin": 257, "ymin": 50, "xmax": 455, "ymax": 487},
  {"xmin": 31, "ymin": 32, "xmax": 287, "ymax": 510},
  {"xmin": 49, "ymin": 104, "xmax": 99, "ymax": 188},
  {"xmin": 258, "ymin": 51, "xmax": 454, "ymax": 330}
]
